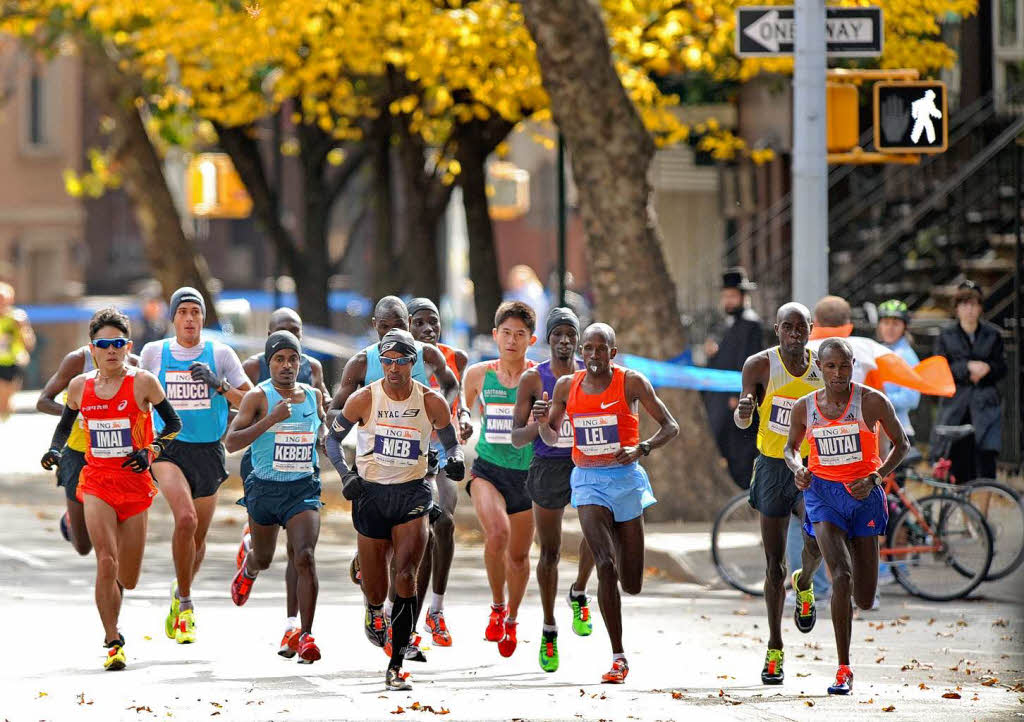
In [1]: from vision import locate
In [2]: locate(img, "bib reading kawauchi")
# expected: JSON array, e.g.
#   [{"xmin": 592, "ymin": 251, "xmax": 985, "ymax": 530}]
[
  {"xmin": 249, "ymin": 381, "xmax": 321, "ymax": 482},
  {"xmin": 474, "ymin": 361, "xmax": 534, "ymax": 471},
  {"xmin": 155, "ymin": 339, "xmax": 228, "ymax": 443}
]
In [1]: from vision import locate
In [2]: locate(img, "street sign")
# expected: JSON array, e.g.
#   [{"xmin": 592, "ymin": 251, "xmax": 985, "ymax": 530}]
[
  {"xmin": 873, "ymin": 81, "xmax": 948, "ymax": 154},
  {"xmin": 735, "ymin": 6, "xmax": 883, "ymax": 58}
]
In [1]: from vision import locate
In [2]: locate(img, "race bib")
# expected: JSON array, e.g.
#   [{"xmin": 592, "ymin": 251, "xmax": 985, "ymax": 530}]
[
  {"xmin": 555, "ymin": 417, "xmax": 574, "ymax": 449},
  {"xmin": 273, "ymin": 423, "xmax": 315, "ymax": 473},
  {"xmin": 164, "ymin": 370, "xmax": 211, "ymax": 411},
  {"xmin": 483, "ymin": 403, "xmax": 514, "ymax": 445},
  {"xmin": 767, "ymin": 396, "xmax": 796, "ymax": 435},
  {"xmin": 812, "ymin": 423, "xmax": 863, "ymax": 466},
  {"xmin": 88, "ymin": 418, "xmax": 132, "ymax": 458},
  {"xmin": 373, "ymin": 423, "xmax": 422, "ymax": 467},
  {"xmin": 573, "ymin": 414, "xmax": 621, "ymax": 456}
]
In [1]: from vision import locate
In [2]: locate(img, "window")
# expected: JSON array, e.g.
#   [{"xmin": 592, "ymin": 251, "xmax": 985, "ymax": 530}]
[
  {"xmin": 998, "ymin": 0, "xmax": 1022, "ymax": 49},
  {"xmin": 28, "ymin": 70, "xmax": 45, "ymax": 147}
]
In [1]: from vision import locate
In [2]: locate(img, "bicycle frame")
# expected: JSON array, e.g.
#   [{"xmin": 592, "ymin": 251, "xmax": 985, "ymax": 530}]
[{"xmin": 878, "ymin": 474, "xmax": 946, "ymax": 558}]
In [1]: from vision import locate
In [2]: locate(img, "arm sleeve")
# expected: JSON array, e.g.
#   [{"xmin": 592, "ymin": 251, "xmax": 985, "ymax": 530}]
[
  {"xmin": 436, "ymin": 424, "xmax": 462, "ymax": 458},
  {"xmin": 151, "ymin": 398, "xmax": 182, "ymax": 454},
  {"xmin": 325, "ymin": 415, "xmax": 356, "ymax": 475},
  {"xmin": 48, "ymin": 405, "xmax": 79, "ymax": 451},
  {"xmin": 139, "ymin": 342, "xmax": 161, "ymax": 376},
  {"xmin": 215, "ymin": 344, "xmax": 249, "ymax": 387}
]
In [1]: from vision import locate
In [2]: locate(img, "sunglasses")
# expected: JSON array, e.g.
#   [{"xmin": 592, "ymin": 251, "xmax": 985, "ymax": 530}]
[
  {"xmin": 380, "ymin": 357, "xmax": 414, "ymax": 367},
  {"xmin": 92, "ymin": 338, "xmax": 130, "ymax": 349}
]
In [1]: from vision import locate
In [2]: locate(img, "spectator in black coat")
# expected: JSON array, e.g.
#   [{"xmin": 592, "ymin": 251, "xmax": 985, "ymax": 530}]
[
  {"xmin": 933, "ymin": 280, "xmax": 1007, "ymax": 482},
  {"xmin": 703, "ymin": 267, "xmax": 764, "ymax": 489}
]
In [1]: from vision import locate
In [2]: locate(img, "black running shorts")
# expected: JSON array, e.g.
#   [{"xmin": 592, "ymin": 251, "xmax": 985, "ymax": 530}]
[
  {"xmin": 468, "ymin": 457, "xmax": 532, "ymax": 515},
  {"xmin": 748, "ymin": 454, "xmax": 802, "ymax": 518},
  {"xmin": 57, "ymin": 447, "xmax": 87, "ymax": 501},
  {"xmin": 352, "ymin": 478, "xmax": 432, "ymax": 540},
  {"xmin": 153, "ymin": 440, "xmax": 228, "ymax": 499},
  {"xmin": 526, "ymin": 455, "xmax": 575, "ymax": 510}
]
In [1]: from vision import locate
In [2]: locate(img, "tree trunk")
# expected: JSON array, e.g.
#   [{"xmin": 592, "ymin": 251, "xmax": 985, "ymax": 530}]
[
  {"xmin": 82, "ymin": 44, "xmax": 220, "ymax": 326},
  {"xmin": 393, "ymin": 119, "xmax": 444, "ymax": 300},
  {"xmin": 371, "ymin": 119, "xmax": 396, "ymax": 300},
  {"xmin": 456, "ymin": 126, "xmax": 503, "ymax": 334},
  {"xmin": 520, "ymin": 0, "xmax": 733, "ymax": 521}
]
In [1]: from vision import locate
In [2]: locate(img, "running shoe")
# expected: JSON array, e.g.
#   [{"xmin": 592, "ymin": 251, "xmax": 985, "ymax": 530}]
[
  {"xmin": 279, "ymin": 627, "xmax": 300, "ymax": 658},
  {"xmin": 792, "ymin": 569, "xmax": 816, "ymax": 634},
  {"xmin": 364, "ymin": 605, "xmax": 388, "ymax": 648},
  {"xmin": 761, "ymin": 648, "xmax": 784, "ymax": 684},
  {"xmin": 385, "ymin": 667, "xmax": 412, "ymax": 691},
  {"xmin": 164, "ymin": 581, "xmax": 179, "ymax": 640},
  {"xmin": 349, "ymin": 555, "xmax": 361, "ymax": 586},
  {"xmin": 383, "ymin": 628, "xmax": 428, "ymax": 662},
  {"xmin": 485, "ymin": 603, "xmax": 507, "ymax": 642},
  {"xmin": 538, "ymin": 631, "xmax": 559, "ymax": 673},
  {"xmin": 567, "ymin": 590, "xmax": 593, "ymax": 637},
  {"xmin": 497, "ymin": 620, "xmax": 518, "ymax": 657},
  {"xmin": 59, "ymin": 511, "xmax": 71, "ymax": 543},
  {"xmin": 103, "ymin": 635, "xmax": 126, "ymax": 671},
  {"xmin": 235, "ymin": 524, "xmax": 251, "ymax": 570},
  {"xmin": 601, "ymin": 658, "xmax": 629, "ymax": 684},
  {"xmin": 231, "ymin": 558, "xmax": 256, "ymax": 606},
  {"xmin": 175, "ymin": 608, "xmax": 196, "ymax": 644},
  {"xmin": 425, "ymin": 609, "xmax": 452, "ymax": 647},
  {"xmin": 297, "ymin": 633, "xmax": 321, "ymax": 663},
  {"xmin": 828, "ymin": 665, "xmax": 853, "ymax": 695}
]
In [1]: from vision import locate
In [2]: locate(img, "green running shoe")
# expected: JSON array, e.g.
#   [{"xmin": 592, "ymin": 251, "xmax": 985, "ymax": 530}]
[
  {"xmin": 567, "ymin": 590, "xmax": 593, "ymax": 637},
  {"xmin": 761, "ymin": 648, "xmax": 784, "ymax": 685},
  {"xmin": 539, "ymin": 631, "xmax": 559, "ymax": 672},
  {"xmin": 792, "ymin": 569, "xmax": 817, "ymax": 634},
  {"xmin": 164, "ymin": 581, "xmax": 179, "ymax": 640}
]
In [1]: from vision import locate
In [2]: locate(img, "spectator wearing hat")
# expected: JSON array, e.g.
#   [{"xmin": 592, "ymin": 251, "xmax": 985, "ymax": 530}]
[
  {"xmin": 875, "ymin": 300, "xmax": 921, "ymax": 443},
  {"xmin": 933, "ymin": 281, "xmax": 1006, "ymax": 482},
  {"xmin": 703, "ymin": 267, "xmax": 763, "ymax": 489}
]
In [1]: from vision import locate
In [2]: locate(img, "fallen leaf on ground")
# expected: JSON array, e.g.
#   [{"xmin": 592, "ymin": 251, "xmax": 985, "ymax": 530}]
[
  {"xmin": 942, "ymin": 692, "xmax": 962, "ymax": 699},
  {"xmin": 796, "ymin": 673, "xmax": 810, "ymax": 678},
  {"xmin": 37, "ymin": 692, "xmax": 47, "ymax": 698},
  {"xmin": 733, "ymin": 609, "xmax": 749, "ymax": 616},
  {"xmin": 864, "ymin": 637, "xmax": 875, "ymax": 642},
  {"xmin": 143, "ymin": 636, "xmax": 152, "ymax": 641},
  {"xmin": 919, "ymin": 683, "xmax": 930, "ymax": 690},
  {"xmin": 126, "ymin": 706, "xmax": 152, "ymax": 713},
  {"xmin": 671, "ymin": 692, "xmax": 684, "ymax": 700},
  {"xmin": 876, "ymin": 657, "xmax": 886, "ymax": 664},
  {"xmin": 859, "ymin": 698, "xmax": 875, "ymax": 705},
  {"xmin": 993, "ymin": 618, "xmax": 1008, "ymax": 627},
  {"xmin": 956, "ymin": 619, "xmax": 968, "ymax": 627},
  {"xmin": 882, "ymin": 705, "xmax": 896, "ymax": 712},
  {"xmin": 391, "ymin": 707, "xmax": 405, "ymax": 715},
  {"xmin": 927, "ymin": 618, "xmax": 936, "ymax": 625},
  {"xmin": 804, "ymin": 700, "xmax": 814, "ymax": 707}
]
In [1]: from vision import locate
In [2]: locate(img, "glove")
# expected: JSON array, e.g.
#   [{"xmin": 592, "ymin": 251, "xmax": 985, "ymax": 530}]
[
  {"xmin": 444, "ymin": 456, "xmax": 465, "ymax": 482},
  {"xmin": 41, "ymin": 448, "xmax": 61, "ymax": 471},
  {"xmin": 189, "ymin": 361, "xmax": 225, "ymax": 392},
  {"xmin": 427, "ymin": 447, "xmax": 440, "ymax": 476},
  {"xmin": 428, "ymin": 502, "xmax": 443, "ymax": 524},
  {"xmin": 341, "ymin": 469, "xmax": 366, "ymax": 501},
  {"xmin": 121, "ymin": 447, "xmax": 153, "ymax": 473}
]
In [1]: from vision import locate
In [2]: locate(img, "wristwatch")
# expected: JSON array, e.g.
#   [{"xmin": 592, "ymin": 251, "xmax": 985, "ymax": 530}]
[
  {"xmin": 639, "ymin": 441, "xmax": 652, "ymax": 456},
  {"xmin": 869, "ymin": 471, "xmax": 883, "ymax": 486},
  {"xmin": 217, "ymin": 379, "xmax": 230, "ymax": 395}
]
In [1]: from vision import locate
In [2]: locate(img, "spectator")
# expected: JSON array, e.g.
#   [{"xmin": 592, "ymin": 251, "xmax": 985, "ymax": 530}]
[
  {"xmin": 875, "ymin": 299, "xmax": 921, "ymax": 443},
  {"xmin": 933, "ymin": 280, "xmax": 1006, "ymax": 482},
  {"xmin": 0, "ymin": 282, "xmax": 35, "ymax": 420},
  {"xmin": 703, "ymin": 267, "xmax": 763, "ymax": 489},
  {"xmin": 135, "ymin": 293, "xmax": 169, "ymax": 349},
  {"xmin": 504, "ymin": 264, "xmax": 548, "ymax": 324}
]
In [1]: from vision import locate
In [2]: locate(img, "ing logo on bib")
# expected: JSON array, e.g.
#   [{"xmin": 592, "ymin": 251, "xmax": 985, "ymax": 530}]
[
  {"xmin": 164, "ymin": 370, "xmax": 211, "ymax": 410},
  {"xmin": 812, "ymin": 423, "xmax": 863, "ymax": 466},
  {"xmin": 373, "ymin": 423, "xmax": 422, "ymax": 467},
  {"xmin": 573, "ymin": 413, "xmax": 621, "ymax": 455},
  {"xmin": 88, "ymin": 418, "xmax": 132, "ymax": 458},
  {"xmin": 484, "ymin": 403, "xmax": 514, "ymax": 444},
  {"xmin": 273, "ymin": 423, "xmax": 315, "ymax": 473}
]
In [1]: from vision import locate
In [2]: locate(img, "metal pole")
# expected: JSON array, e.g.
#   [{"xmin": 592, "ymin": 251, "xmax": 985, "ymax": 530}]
[
  {"xmin": 557, "ymin": 132, "xmax": 567, "ymax": 308},
  {"xmin": 791, "ymin": 0, "xmax": 829, "ymax": 307},
  {"xmin": 1015, "ymin": 139, "xmax": 1022, "ymax": 468},
  {"xmin": 272, "ymin": 109, "xmax": 284, "ymax": 310}
]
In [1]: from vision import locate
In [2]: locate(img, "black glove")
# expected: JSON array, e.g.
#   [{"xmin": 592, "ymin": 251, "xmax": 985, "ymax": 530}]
[
  {"xmin": 444, "ymin": 457, "xmax": 465, "ymax": 482},
  {"xmin": 428, "ymin": 502, "xmax": 443, "ymax": 524},
  {"xmin": 41, "ymin": 448, "xmax": 61, "ymax": 471},
  {"xmin": 427, "ymin": 448, "xmax": 440, "ymax": 476},
  {"xmin": 189, "ymin": 361, "xmax": 225, "ymax": 392},
  {"xmin": 342, "ymin": 469, "xmax": 366, "ymax": 501},
  {"xmin": 121, "ymin": 447, "xmax": 153, "ymax": 473}
]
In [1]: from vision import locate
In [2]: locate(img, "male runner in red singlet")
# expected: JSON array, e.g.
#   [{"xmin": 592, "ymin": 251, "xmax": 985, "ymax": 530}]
[
  {"xmin": 536, "ymin": 323, "xmax": 679, "ymax": 683},
  {"xmin": 784, "ymin": 338, "xmax": 909, "ymax": 695},
  {"xmin": 41, "ymin": 308, "xmax": 182, "ymax": 670}
]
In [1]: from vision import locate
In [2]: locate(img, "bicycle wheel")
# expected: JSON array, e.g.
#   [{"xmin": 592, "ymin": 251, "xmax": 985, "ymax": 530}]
[
  {"xmin": 712, "ymin": 492, "xmax": 768, "ymax": 596},
  {"xmin": 961, "ymin": 481, "xmax": 1024, "ymax": 581},
  {"xmin": 887, "ymin": 494, "xmax": 993, "ymax": 601}
]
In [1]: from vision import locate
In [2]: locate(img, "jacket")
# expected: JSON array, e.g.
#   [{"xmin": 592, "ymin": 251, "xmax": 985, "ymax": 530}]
[{"xmin": 933, "ymin": 320, "xmax": 1006, "ymax": 452}]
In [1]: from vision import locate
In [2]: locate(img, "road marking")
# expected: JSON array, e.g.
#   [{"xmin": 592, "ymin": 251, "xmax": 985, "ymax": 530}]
[{"xmin": 0, "ymin": 544, "xmax": 49, "ymax": 568}]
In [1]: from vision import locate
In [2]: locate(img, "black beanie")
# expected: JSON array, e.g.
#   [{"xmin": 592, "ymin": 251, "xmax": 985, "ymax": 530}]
[
  {"xmin": 266, "ymin": 330, "xmax": 302, "ymax": 361},
  {"xmin": 407, "ymin": 297, "xmax": 439, "ymax": 319},
  {"xmin": 546, "ymin": 306, "xmax": 580, "ymax": 341}
]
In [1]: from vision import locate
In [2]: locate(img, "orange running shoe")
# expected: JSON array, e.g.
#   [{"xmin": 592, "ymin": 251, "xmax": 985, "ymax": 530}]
[
  {"xmin": 485, "ymin": 604, "xmax": 507, "ymax": 642},
  {"xmin": 297, "ymin": 633, "xmax": 321, "ymax": 663},
  {"xmin": 279, "ymin": 627, "xmax": 300, "ymax": 658},
  {"xmin": 602, "ymin": 658, "xmax": 629, "ymax": 684},
  {"xmin": 231, "ymin": 557, "xmax": 256, "ymax": 606},
  {"xmin": 235, "ymin": 524, "xmax": 251, "ymax": 570},
  {"xmin": 425, "ymin": 609, "xmax": 452, "ymax": 647},
  {"xmin": 497, "ymin": 620, "xmax": 518, "ymax": 657}
]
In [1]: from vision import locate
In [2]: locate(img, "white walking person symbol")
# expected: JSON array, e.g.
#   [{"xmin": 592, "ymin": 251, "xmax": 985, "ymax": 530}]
[{"xmin": 910, "ymin": 89, "xmax": 942, "ymax": 144}]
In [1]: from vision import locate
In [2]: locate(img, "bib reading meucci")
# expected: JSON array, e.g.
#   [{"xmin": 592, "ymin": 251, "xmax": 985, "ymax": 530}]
[
  {"xmin": 155, "ymin": 340, "xmax": 229, "ymax": 443},
  {"xmin": 355, "ymin": 380, "xmax": 435, "ymax": 484},
  {"xmin": 249, "ymin": 380, "xmax": 321, "ymax": 481}
]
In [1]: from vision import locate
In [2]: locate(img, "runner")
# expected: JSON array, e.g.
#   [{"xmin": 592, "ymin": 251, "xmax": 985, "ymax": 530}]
[
  {"xmin": 734, "ymin": 302, "xmax": 825, "ymax": 684},
  {"xmin": 462, "ymin": 301, "xmax": 538, "ymax": 658},
  {"xmin": 236, "ymin": 308, "xmax": 329, "ymax": 658},
  {"xmin": 784, "ymin": 338, "xmax": 909, "ymax": 695},
  {"xmin": 0, "ymin": 282, "xmax": 35, "ymax": 420},
  {"xmin": 327, "ymin": 296, "xmax": 458, "ymax": 661},
  {"xmin": 37, "ymin": 344, "xmax": 140, "ymax": 555},
  {"xmin": 325, "ymin": 329, "xmax": 465, "ymax": 691},
  {"xmin": 536, "ymin": 323, "xmax": 678, "ymax": 683},
  {"xmin": 511, "ymin": 307, "xmax": 594, "ymax": 673},
  {"xmin": 140, "ymin": 287, "xmax": 252, "ymax": 645},
  {"xmin": 40, "ymin": 307, "xmax": 181, "ymax": 670},
  {"xmin": 226, "ymin": 330, "xmax": 326, "ymax": 664},
  {"xmin": 407, "ymin": 297, "xmax": 471, "ymax": 648}
]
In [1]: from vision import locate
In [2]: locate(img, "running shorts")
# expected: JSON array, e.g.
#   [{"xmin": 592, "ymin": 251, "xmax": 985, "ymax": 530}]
[
  {"xmin": 526, "ymin": 456, "xmax": 575, "ymax": 510},
  {"xmin": 748, "ymin": 454, "xmax": 801, "ymax": 518},
  {"xmin": 153, "ymin": 440, "xmax": 228, "ymax": 499},
  {"xmin": 570, "ymin": 462, "xmax": 656, "ymax": 523},
  {"xmin": 803, "ymin": 474, "xmax": 888, "ymax": 538},
  {"xmin": 353, "ymin": 478, "xmax": 432, "ymax": 540},
  {"xmin": 77, "ymin": 465, "xmax": 157, "ymax": 521},
  {"xmin": 468, "ymin": 457, "xmax": 531, "ymax": 515},
  {"xmin": 241, "ymin": 474, "xmax": 322, "ymax": 528},
  {"xmin": 57, "ymin": 447, "xmax": 87, "ymax": 501}
]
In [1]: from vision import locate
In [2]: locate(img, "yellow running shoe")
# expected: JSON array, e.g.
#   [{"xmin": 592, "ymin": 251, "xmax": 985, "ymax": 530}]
[
  {"xmin": 103, "ymin": 635, "xmax": 126, "ymax": 671},
  {"xmin": 165, "ymin": 581, "xmax": 179, "ymax": 639},
  {"xmin": 175, "ymin": 608, "xmax": 196, "ymax": 644}
]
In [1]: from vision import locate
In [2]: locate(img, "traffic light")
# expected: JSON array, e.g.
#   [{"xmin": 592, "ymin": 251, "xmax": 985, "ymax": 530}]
[
  {"xmin": 826, "ymin": 83, "xmax": 859, "ymax": 153},
  {"xmin": 487, "ymin": 161, "xmax": 530, "ymax": 221},
  {"xmin": 873, "ymin": 81, "xmax": 948, "ymax": 153},
  {"xmin": 186, "ymin": 153, "xmax": 253, "ymax": 219}
]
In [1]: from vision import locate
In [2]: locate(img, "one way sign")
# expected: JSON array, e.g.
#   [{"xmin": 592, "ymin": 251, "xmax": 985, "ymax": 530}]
[{"xmin": 736, "ymin": 6, "xmax": 884, "ymax": 58}]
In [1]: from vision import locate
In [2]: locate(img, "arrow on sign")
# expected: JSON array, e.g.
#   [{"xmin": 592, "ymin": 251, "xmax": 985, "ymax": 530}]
[{"xmin": 743, "ymin": 9, "xmax": 789, "ymax": 53}]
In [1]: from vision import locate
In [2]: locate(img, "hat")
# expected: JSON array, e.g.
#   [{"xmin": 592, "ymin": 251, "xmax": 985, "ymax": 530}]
[
  {"xmin": 169, "ymin": 287, "xmax": 206, "ymax": 319},
  {"xmin": 265, "ymin": 330, "xmax": 301, "ymax": 361},
  {"xmin": 545, "ymin": 306, "xmax": 580, "ymax": 340},
  {"xmin": 379, "ymin": 329, "xmax": 418, "ymax": 359},
  {"xmin": 722, "ymin": 267, "xmax": 757, "ymax": 292},
  {"xmin": 877, "ymin": 299, "xmax": 909, "ymax": 323},
  {"xmin": 407, "ymin": 297, "xmax": 439, "ymax": 319}
]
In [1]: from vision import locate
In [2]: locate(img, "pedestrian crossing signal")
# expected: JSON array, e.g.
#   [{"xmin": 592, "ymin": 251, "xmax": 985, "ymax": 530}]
[
  {"xmin": 186, "ymin": 153, "xmax": 253, "ymax": 219},
  {"xmin": 873, "ymin": 81, "xmax": 948, "ymax": 154}
]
